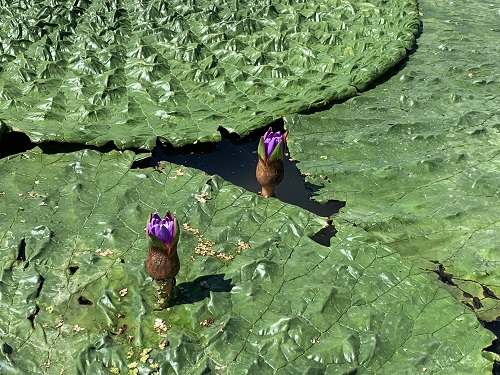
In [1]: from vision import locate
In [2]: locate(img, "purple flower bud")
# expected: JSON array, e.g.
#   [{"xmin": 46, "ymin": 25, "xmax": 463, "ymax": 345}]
[
  {"xmin": 147, "ymin": 212, "xmax": 177, "ymax": 249},
  {"xmin": 258, "ymin": 127, "xmax": 287, "ymax": 162}
]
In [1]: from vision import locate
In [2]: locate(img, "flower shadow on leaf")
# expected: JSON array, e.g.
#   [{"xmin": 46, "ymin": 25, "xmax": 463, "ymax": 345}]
[
  {"xmin": 304, "ymin": 179, "xmax": 331, "ymax": 196},
  {"xmin": 173, "ymin": 274, "xmax": 234, "ymax": 306}
]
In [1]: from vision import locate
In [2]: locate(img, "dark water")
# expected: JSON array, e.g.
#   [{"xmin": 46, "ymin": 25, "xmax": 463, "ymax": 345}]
[
  {"xmin": 1, "ymin": 127, "xmax": 343, "ymax": 218},
  {"xmin": 137, "ymin": 137, "xmax": 344, "ymax": 217},
  {"xmin": 132, "ymin": 127, "xmax": 345, "ymax": 246},
  {"xmin": 1, "ymin": 127, "xmax": 343, "ymax": 245},
  {"xmin": 483, "ymin": 321, "xmax": 500, "ymax": 374},
  {"xmin": 485, "ymin": 321, "xmax": 500, "ymax": 338}
]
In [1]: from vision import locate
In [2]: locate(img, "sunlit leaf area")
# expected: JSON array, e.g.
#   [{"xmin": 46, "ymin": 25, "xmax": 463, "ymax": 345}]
[{"xmin": 1, "ymin": 0, "xmax": 499, "ymax": 374}]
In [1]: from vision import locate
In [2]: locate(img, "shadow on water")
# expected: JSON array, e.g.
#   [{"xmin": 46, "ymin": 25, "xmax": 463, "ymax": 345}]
[
  {"xmin": 0, "ymin": 130, "xmax": 134, "ymax": 158},
  {"xmin": 0, "ymin": 131, "xmax": 34, "ymax": 158},
  {"xmin": 1, "ymin": 124, "xmax": 344, "ymax": 246},
  {"xmin": 132, "ymin": 124, "xmax": 345, "ymax": 246},
  {"xmin": 132, "ymin": 124, "xmax": 345, "ymax": 219},
  {"xmin": 174, "ymin": 274, "xmax": 234, "ymax": 306}
]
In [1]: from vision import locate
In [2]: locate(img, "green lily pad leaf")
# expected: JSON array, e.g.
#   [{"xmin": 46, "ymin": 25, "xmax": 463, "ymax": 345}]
[
  {"xmin": 0, "ymin": 0, "xmax": 419, "ymax": 149},
  {"xmin": 285, "ymin": 0, "xmax": 500, "ymax": 321},
  {"xmin": 0, "ymin": 148, "xmax": 493, "ymax": 374}
]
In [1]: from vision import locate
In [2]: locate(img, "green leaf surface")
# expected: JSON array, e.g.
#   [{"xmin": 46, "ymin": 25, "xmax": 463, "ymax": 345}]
[
  {"xmin": 0, "ymin": 148, "xmax": 493, "ymax": 374},
  {"xmin": 285, "ymin": 0, "xmax": 500, "ymax": 321},
  {"xmin": 0, "ymin": 0, "xmax": 418, "ymax": 149}
]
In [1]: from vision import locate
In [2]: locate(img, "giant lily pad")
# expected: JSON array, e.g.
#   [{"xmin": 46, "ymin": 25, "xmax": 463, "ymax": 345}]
[
  {"xmin": 0, "ymin": 0, "xmax": 497, "ymax": 373},
  {"xmin": 0, "ymin": 148, "xmax": 493, "ymax": 374},
  {"xmin": 0, "ymin": 0, "xmax": 418, "ymax": 149},
  {"xmin": 285, "ymin": 0, "xmax": 500, "ymax": 321}
]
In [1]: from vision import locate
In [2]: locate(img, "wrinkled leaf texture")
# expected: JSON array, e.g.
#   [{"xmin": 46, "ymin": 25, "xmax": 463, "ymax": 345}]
[
  {"xmin": 285, "ymin": 0, "xmax": 500, "ymax": 323},
  {"xmin": 0, "ymin": 149, "xmax": 492, "ymax": 374},
  {"xmin": 0, "ymin": 0, "xmax": 418, "ymax": 148},
  {"xmin": 0, "ymin": 0, "xmax": 497, "ymax": 374}
]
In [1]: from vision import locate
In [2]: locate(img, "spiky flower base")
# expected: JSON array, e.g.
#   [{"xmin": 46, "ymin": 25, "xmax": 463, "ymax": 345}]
[{"xmin": 256, "ymin": 156, "xmax": 284, "ymax": 197}]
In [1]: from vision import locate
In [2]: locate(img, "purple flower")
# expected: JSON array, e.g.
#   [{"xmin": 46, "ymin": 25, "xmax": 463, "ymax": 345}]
[
  {"xmin": 258, "ymin": 128, "xmax": 287, "ymax": 162},
  {"xmin": 147, "ymin": 212, "xmax": 178, "ymax": 250}
]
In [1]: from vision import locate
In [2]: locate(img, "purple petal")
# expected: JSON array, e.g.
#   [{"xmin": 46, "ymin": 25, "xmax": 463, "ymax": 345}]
[
  {"xmin": 263, "ymin": 130, "xmax": 284, "ymax": 159},
  {"xmin": 169, "ymin": 224, "xmax": 175, "ymax": 244},
  {"xmin": 149, "ymin": 224, "xmax": 159, "ymax": 238},
  {"xmin": 147, "ymin": 212, "xmax": 178, "ymax": 248},
  {"xmin": 147, "ymin": 213, "xmax": 161, "ymax": 232},
  {"xmin": 156, "ymin": 224, "xmax": 172, "ymax": 245},
  {"xmin": 151, "ymin": 213, "xmax": 161, "ymax": 226},
  {"xmin": 263, "ymin": 128, "xmax": 272, "ymax": 140},
  {"xmin": 265, "ymin": 130, "xmax": 281, "ymax": 140},
  {"xmin": 266, "ymin": 138, "xmax": 277, "ymax": 158}
]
